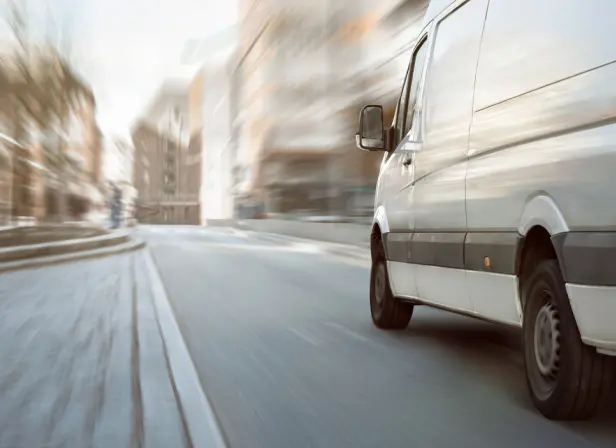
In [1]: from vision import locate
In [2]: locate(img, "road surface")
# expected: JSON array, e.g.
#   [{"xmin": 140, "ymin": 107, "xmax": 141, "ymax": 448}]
[{"xmin": 140, "ymin": 225, "xmax": 616, "ymax": 448}]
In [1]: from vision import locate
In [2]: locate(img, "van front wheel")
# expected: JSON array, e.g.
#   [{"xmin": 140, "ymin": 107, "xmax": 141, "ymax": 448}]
[
  {"xmin": 370, "ymin": 252, "xmax": 413, "ymax": 329},
  {"xmin": 523, "ymin": 260, "xmax": 614, "ymax": 420}
]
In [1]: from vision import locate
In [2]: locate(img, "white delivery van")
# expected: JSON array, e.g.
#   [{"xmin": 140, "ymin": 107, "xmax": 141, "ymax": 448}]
[{"xmin": 356, "ymin": 0, "xmax": 616, "ymax": 421}]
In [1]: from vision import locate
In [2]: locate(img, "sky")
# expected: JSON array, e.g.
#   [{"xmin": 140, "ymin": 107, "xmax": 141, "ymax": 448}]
[
  {"xmin": 1, "ymin": 0, "xmax": 238, "ymax": 139},
  {"xmin": 80, "ymin": 0, "xmax": 238, "ymax": 138}
]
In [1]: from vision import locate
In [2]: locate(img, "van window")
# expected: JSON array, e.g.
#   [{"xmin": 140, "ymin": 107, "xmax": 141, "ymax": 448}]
[
  {"xmin": 404, "ymin": 40, "xmax": 427, "ymax": 137},
  {"xmin": 393, "ymin": 69, "xmax": 410, "ymax": 147},
  {"xmin": 394, "ymin": 38, "xmax": 428, "ymax": 148},
  {"xmin": 419, "ymin": 0, "xmax": 488, "ymax": 176}
]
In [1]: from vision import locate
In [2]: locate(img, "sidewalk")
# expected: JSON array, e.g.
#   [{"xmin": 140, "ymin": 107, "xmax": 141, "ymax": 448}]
[{"xmin": 0, "ymin": 250, "xmax": 198, "ymax": 447}]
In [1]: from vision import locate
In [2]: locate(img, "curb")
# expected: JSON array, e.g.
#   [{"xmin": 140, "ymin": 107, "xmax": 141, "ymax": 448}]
[
  {"xmin": 0, "ymin": 238, "xmax": 145, "ymax": 273},
  {"xmin": 0, "ymin": 231, "xmax": 130, "ymax": 263},
  {"xmin": 143, "ymin": 249, "xmax": 227, "ymax": 448}
]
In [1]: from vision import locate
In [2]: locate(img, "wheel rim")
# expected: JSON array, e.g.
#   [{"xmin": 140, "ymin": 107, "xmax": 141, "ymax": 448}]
[
  {"xmin": 531, "ymin": 295, "xmax": 561, "ymax": 398},
  {"xmin": 373, "ymin": 262, "xmax": 386, "ymax": 311}
]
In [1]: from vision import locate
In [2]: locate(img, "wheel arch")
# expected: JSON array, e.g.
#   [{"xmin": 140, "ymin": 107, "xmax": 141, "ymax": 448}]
[
  {"xmin": 371, "ymin": 206, "xmax": 390, "ymax": 260},
  {"xmin": 372, "ymin": 205, "xmax": 390, "ymax": 234},
  {"xmin": 517, "ymin": 194, "xmax": 569, "ymax": 237},
  {"xmin": 515, "ymin": 195, "xmax": 570, "ymax": 311}
]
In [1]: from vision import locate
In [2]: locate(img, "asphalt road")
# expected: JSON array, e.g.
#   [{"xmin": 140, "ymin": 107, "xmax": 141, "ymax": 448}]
[{"xmin": 140, "ymin": 225, "xmax": 616, "ymax": 448}]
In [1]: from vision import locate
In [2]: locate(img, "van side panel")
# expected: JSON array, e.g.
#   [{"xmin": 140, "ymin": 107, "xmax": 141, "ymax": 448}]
[
  {"xmin": 413, "ymin": 0, "xmax": 488, "ymax": 233},
  {"xmin": 411, "ymin": 0, "xmax": 488, "ymax": 312},
  {"xmin": 473, "ymin": 0, "xmax": 616, "ymax": 112},
  {"xmin": 467, "ymin": 0, "xmax": 616, "ymax": 233}
]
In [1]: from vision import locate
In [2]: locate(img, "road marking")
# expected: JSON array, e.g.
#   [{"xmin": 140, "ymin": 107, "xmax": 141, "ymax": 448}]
[
  {"xmin": 228, "ymin": 228, "xmax": 249, "ymax": 239},
  {"xmin": 143, "ymin": 249, "xmax": 227, "ymax": 448},
  {"xmin": 290, "ymin": 242, "xmax": 324, "ymax": 254},
  {"xmin": 323, "ymin": 321, "xmax": 373, "ymax": 344},
  {"xmin": 288, "ymin": 327, "xmax": 321, "ymax": 346}
]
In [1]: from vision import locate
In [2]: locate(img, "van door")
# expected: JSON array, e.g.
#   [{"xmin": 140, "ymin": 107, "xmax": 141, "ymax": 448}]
[
  {"xmin": 411, "ymin": 0, "xmax": 489, "ymax": 311},
  {"xmin": 379, "ymin": 73, "xmax": 410, "ymax": 236},
  {"xmin": 385, "ymin": 36, "xmax": 429, "ymax": 300}
]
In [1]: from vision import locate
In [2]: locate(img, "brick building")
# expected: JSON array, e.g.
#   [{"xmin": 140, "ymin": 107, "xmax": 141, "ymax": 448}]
[
  {"xmin": 131, "ymin": 82, "xmax": 199, "ymax": 224},
  {"xmin": 61, "ymin": 91, "xmax": 105, "ymax": 219},
  {"xmin": 132, "ymin": 122, "xmax": 160, "ymax": 221},
  {"xmin": 0, "ymin": 61, "xmax": 104, "ymax": 222},
  {"xmin": 0, "ymin": 134, "xmax": 20, "ymax": 224}
]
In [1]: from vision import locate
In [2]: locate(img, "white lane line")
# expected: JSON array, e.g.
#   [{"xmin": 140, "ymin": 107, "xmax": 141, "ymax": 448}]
[
  {"xmin": 148, "ymin": 240, "xmax": 326, "ymax": 254},
  {"xmin": 290, "ymin": 242, "xmax": 325, "ymax": 254},
  {"xmin": 288, "ymin": 327, "xmax": 321, "ymax": 346},
  {"xmin": 229, "ymin": 228, "xmax": 249, "ymax": 239},
  {"xmin": 323, "ymin": 321, "xmax": 373, "ymax": 344},
  {"xmin": 143, "ymin": 249, "xmax": 227, "ymax": 448}
]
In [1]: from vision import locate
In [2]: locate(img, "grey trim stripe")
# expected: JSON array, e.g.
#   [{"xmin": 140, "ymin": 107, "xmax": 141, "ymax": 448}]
[
  {"xmin": 411, "ymin": 232, "xmax": 465, "ymax": 269},
  {"xmin": 384, "ymin": 231, "xmax": 520, "ymax": 275},
  {"xmin": 552, "ymin": 232, "xmax": 616, "ymax": 287},
  {"xmin": 385, "ymin": 230, "xmax": 616, "ymax": 286},
  {"xmin": 384, "ymin": 233, "xmax": 409, "ymax": 263},
  {"xmin": 464, "ymin": 232, "xmax": 520, "ymax": 275}
]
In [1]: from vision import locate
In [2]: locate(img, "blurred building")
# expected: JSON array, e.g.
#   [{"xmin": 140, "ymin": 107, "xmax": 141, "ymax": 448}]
[
  {"xmin": 0, "ymin": 134, "xmax": 22, "ymax": 224},
  {"xmin": 190, "ymin": 60, "xmax": 235, "ymax": 223},
  {"xmin": 60, "ymin": 90, "xmax": 106, "ymax": 220},
  {"xmin": 233, "ymin": 0, "xmax": 428, "ymax": 217},
  {"xmin": 0, "ymin": 65, "xmax": 42, "ymax": 221},
  {"xmin": 0, "ymin": 63, "xmax": 104, "ymax": 222},
  {"xmin": 8, "ymin": 126, "xmax": 41, "ymax": 221},
  {"xmin": 186, "ymin": 69, "xmax": 204, "ymax": 223},
  {"xmin": 131, "ymin": 81, "xmax": 197, "ymax": 224},
  {"xmin": 131, "ymin": 122, "xmax": 159, "ymax": 221},
  {"xmin": 104, "ymin": 138, "xmax": 136, "ymax": 222},
  {"xmin": 372, "ymin": 0, "xmax": 430, "ymax": 106}
]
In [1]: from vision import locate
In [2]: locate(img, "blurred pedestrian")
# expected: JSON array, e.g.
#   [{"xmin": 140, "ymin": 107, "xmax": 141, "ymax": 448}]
[{"xmin": 109, "ymin": 184, "xmax": 123, "ymax": 229}]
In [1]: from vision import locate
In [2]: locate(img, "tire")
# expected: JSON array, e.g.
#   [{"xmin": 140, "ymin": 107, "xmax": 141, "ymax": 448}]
[
  {"xmin": 370, "ymin": 242, "xmax": 413, "ymax": 329},
  {"xmin": 523, "ymin": 259, "xmax": 614, "ymax": 420}
]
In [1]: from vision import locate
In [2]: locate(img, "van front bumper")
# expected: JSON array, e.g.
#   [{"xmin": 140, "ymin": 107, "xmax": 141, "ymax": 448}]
[{"xmin": 566, "ymin": 284, "xmax": 616, "ymax": 354}]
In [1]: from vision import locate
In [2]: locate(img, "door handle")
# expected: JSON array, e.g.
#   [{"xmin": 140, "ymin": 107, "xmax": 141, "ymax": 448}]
[{"xmin": 402, "ymin": 155, "xmax": 413, "ymax": 167}]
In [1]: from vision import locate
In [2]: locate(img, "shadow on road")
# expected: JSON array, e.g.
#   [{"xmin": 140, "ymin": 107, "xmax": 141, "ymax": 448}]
[{"xmin": 388, "ymin": 311, "xmax": 616, "ymax": 437}]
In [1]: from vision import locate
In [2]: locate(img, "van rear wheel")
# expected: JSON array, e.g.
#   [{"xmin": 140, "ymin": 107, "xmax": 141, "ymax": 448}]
[
  {"xmin": 523, "ymin": 260, "xmax": 614, "ymax": 420},
  {"xmin": 370, "ymin": 247, "xmax": 413, "ymax": 329}
]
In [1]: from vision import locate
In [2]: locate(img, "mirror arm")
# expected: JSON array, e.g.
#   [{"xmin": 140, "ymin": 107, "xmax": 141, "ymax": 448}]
[{"xmin": 384, "ymin": 127, "xmax": 394, "ymax": 152}]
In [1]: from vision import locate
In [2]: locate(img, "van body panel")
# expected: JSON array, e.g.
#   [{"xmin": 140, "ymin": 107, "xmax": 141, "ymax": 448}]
[
  {"xmin": 413, "ymin": 0, "xmax": 487, "ymax": 234},
  {"xmin": 474, "ymin": 0, "xmax": 616, "ymax": 111},
  {"xmin": 467, "ymin": 122, "xmax": 616, "ymax": 233}
]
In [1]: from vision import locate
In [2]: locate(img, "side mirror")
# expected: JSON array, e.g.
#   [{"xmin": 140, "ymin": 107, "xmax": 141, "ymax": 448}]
[{"xmin": 356, "ymin": 105, "xmax": 385, "ymax": 151}]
